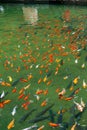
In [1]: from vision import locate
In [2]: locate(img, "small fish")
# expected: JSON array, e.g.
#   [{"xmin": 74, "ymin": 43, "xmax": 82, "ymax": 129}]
[
  {"xmin": 34, "ymin": 95, "xmax": 40, "ymax": 101},
  {"xmin": 80, "ymin": 98, "xmax": 85, "ymax": 108},
  {"xmin": 73, "ymin": 76, "xmax": 80, "ymax": 85},
  {"xmin": 22, "ymin": 124, "xmax": 38, "ymax": 130},
  {"xmin": 71, "ymin": 122, "xmax": 77, "ymax": 130},
  {"xmin": 11, "ymin": 105, "xmax": 18, "ymax": 116},
  {"xmin": 28, "ymin": 115, "xmax": 49, "ymax": 123},
  {"xmin": 0, "ymin": 91, "xmax": 5, "ymax": 99},
  {"xmin": 49, "ymin": 122, "xmax": 60, "ymax": 127},
  {"xmin": 82, "ymin": 79, "xmax": 87, "ymax": 88},
  {"xmin": 58, "ymin": 88, "xmax": 66, "ymax": 97},
  {"xmin": 41, "ymin": 99, "xmax": 48, "ymax": 107},
  {"xmin": 36, "ymin": 103, "xmax": 55, "ymax": 117},
  {"xmin": 7, "ymin": 119, "xmax": 15, "ymax": 130},
  {"xmin": 74, "ymin": 101, "xmax": 84, "ymax": 112},
  {"xmin": 8, "ymin": 76, "xmax": 13, "ymax": 82},
  {"xmin": 37, "ymin": 125, "xmax": 44, "ymax": 130},
  {"xmin": 19, "ymin": 108, "xmax": 36, "ymax": 123}
]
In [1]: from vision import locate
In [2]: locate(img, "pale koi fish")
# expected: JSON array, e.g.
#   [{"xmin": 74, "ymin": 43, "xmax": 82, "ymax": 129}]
[
  {"xmin": 0, "ymin": 90, "xmax": 5, "ymax": 99},
  {"xmin": 34, "ymin": 95, "xmax": 40, "ymax": 101},
  {"xmin": 11, "ymin": 105, "xmax": 18, "ymax": 116},
  {"xmin": 74, "ymin": 101, "xmax": 84, "ymax": 112},
  {"xmin": 22, "ymin": 124, "xmax": 38, "ymax": 130}
]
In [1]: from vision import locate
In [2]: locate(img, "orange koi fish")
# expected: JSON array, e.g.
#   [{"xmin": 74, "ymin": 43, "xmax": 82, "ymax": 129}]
[
  {"xmin": 56, "ymin": 88, "xmax": 60, "ymax": 93},
  {"xmin": 65, "ymin": 96, "xmax": 74, "ymax": 101},
  {"xmin": 0, "ymin": 102, "xmax": 4, "ymax": 108},
  {"xmin": 7, "ymin": 119, "xmax": 15, "ymax": 130},
  {"xmin": 20, "ymin": 78, "xmax": 28, "ymax": 82},
  {"xmin": 46, "ymin": 80, "xmax": 52, "ymax": 86},
  {"xmin": 19, "ymin": 88, "xmax": 24, "ymax": 94},
  {"xmin": 37, "ymin": 125, "xmax": 44, "ymax": 130},
  {"xmin": 12, "ymin": 87, "xmax": 17, "ymax": 93},
  {"xmin": 49, "ymin": 122, "xmax": 59, "ymax": 127},
  {"xmin": 24, "ymin": 94, "xmax": 30, "ymax": 101},
  {"xmin": 22, "ymin": 101, "xmax": 30, "ymax": 110},
  {"xmin": 43, "ymin": 90, "xmax": 48, "ymax": 95},
  {"xmin": 38, "ymin": 78, "xmax": 42, "ymax": 84},
  {"xmin": 18, "ymin": 93, "xmax": 25, "ymax": 99},
  {"xmin": 3, "ymin": 100, "xmax": 11, "ymax": 105},
  {"xmin": 27, "ymin": 74, "xmax": 33, "ymax": 80},
  {"xmin": 41, "ymin": 99, "xmax": 48, "ymax": 107},
  {"xmin": 36, "ymin": 89, "xmax": 43, "ymax": 95}
]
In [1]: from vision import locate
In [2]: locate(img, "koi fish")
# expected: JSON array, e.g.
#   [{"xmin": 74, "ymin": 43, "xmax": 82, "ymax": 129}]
[
  {"xmin": 71, "ymin": 122, "xmax": 77, "ymax": 130},
  {"xmin": 22, "ymin": 101, "xmax": 30, "ymax": 110},
  {"xmin": 43, "ymin": 76, "xmax": 47, "ymax": 82},
  {"xmin": 7, "ymin": 76, "xmax": 13, "ymax": 82},
  {"xmin": 28, "ymin": 115, "xmax": 49, "ymax": 123},
  {"xmin": 37, "ymin": 125, "xmax": 44, "ymax": 130},
  {"xmin": 24, "ymin": 84, "xmax": 31, "ymax": 90},
  {"xmin": 0, "ymin": 90, "xmax": 5, "ymax": 99},
  {"xmin": 20, "ymin": 78, "xmax": 28, "ymax": 82},
  {"xmin": 82, "ymin": 79, "xmax": 87, "ymax": 88},
  {"xmin": 74, "ymin": 101, "xmax": 84, "ymax": 112},
  {"xmin": 49, "ymin": 122, "xmax": 59, "ymax": 127},
  {"xmin": 38, "ymin": 78, "xmax": 42, "ymax": 84},
  {"xmin": 58, "ymin": 88, "xmax": 66, "ymax": 97},
  {"xmin": 3, "ymin": 100, "xmax": 11, "ymax": 105},
  {"xmin": 34, "ymin": 95, "xmax": 40, "ymax": 101},
  {"xmin": 0, "ymin": 102, "xmax": 4, "ymax": 108},
  {"xmin": 12, "ymin": 87, "xmax": 17, "ymax": 93},
  {"xmin": 41, "ymin": 99, "xmax": 48, "ymax": 107},
  {"xmin": 19, "ymin": 108, "xmax": 36, "ymax": 123},
  {"xmin": 11, "ymin": 105, "xmax": 18, "ymax": 116},
  {"xmin": 7, "ymin": 119, "xmax": 15, "ymax": 130},
  {"xmin": 36, "ymin": 103, "xmax": 55, "ymax": 117},
  {"xmin": 73, "ymin": 76, "xmax": 80, "ymax": 85},
  {"xmin": 36, "ymin": 89, "xmax": 43, "ymax": 95},
  {"xmin": 22, "ymin": 124, "xmax": 38, "ymax": 130},
  {"xmin": 24, "ymin": 94, "xmax": 30, "ymax": 101},
  {"xmin": 80, "ymin": 98, "xmax": 85, "ymax": 108},
  {"xmin": 18, "ymin": 93, "xmax": 25, "ymax": 99},
  {"xmin": 27, "ymin": 74, "xmax": 33, "ymax": 80},
  {"xmin": 19, "ymin": 88, "xmax": 24, "ymax": 94}
]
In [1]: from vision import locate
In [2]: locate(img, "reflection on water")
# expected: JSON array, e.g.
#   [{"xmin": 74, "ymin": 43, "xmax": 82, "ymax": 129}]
[{"xmin": 22, "ymin": 6, "xmax": 38, "ymax": 25}]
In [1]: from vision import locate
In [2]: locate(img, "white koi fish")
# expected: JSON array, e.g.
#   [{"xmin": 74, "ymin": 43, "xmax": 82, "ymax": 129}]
[
  {"xmin": 11, "ymin": 105, "xmax": 18, "ymax": 116},
  {"xmin": 22, "ymin": 124, "xmax": 38, "ymax": 130}
]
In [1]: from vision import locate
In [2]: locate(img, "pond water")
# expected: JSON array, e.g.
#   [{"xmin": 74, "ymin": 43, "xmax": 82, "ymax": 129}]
[{"xmin": 0, "ymin": 4, "xmax": 87, "ymax": 130}]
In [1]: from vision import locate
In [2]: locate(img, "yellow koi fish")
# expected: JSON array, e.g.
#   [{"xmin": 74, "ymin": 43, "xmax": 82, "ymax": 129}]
[{"xmin": 7, "ymin": 119, "xmax": 15, "ymax": 130}]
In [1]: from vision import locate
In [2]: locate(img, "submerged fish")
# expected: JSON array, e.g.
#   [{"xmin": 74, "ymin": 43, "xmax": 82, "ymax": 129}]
[
  {"xmin": 35, "ymin": 103, "xmax": 55, "ymax": 117},
  {"xmin": 19, "ymin": 108, "xmax": 36, "ymax": 123},
  {"xmin": 28, "ymin": 115, "xmax": 49, "ymax": 123}
]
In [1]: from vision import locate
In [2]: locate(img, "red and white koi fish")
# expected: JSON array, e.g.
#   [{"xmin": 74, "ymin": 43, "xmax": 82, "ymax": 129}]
[
  {"xmin": 58, "ymin": 88, "xmax": 66, "ymax": 97},
  {"xmin": 74, "ymin": 101, "xmax": 84, "ymax": 112}
]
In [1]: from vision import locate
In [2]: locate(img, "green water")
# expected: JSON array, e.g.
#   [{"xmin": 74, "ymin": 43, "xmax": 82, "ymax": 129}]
[{"xmin": 0, "ymin": 4, "xmax": 87, "ymax": 130}]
